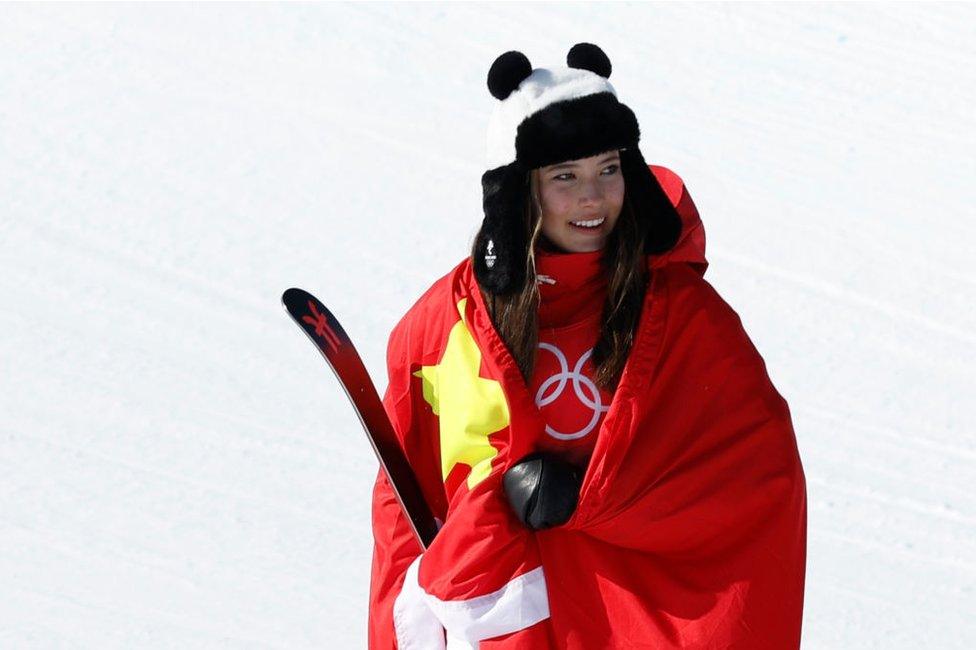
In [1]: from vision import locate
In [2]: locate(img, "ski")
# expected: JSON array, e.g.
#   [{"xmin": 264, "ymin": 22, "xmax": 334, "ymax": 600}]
[{"xmin": 282, "ymin": 288, "xmax": 439, "ymax": 550}]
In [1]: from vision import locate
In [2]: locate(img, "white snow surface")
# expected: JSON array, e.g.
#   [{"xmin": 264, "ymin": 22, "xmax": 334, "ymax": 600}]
[{"xmin": 2, "ymin": 4, "xmax": 974, "ymax": 648}]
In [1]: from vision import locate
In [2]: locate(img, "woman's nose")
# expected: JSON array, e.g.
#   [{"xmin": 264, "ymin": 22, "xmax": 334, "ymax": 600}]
[{"xmin": 578, "ymin": 180, "xmax": 603, "ymax": 205}]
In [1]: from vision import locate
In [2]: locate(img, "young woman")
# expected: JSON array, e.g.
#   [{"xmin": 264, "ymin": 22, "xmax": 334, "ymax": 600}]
[{"xmin": 368, "ymin": 44, "xmax": 807, "ymax": 649}]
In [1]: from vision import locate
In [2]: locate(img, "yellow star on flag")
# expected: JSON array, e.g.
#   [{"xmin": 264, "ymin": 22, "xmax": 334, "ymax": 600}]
[{"xmin": 413, "ymin": 298, "xmax": 510, "ymax": 489}]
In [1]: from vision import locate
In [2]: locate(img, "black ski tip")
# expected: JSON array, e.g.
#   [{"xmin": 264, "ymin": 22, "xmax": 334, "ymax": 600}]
[
  {"xmin": 282, "ymin": 287, "xmax": 317, "ymax": 319},
  {"xmin": 282, "ymin": 287, "xmax": 308, "ymax": 306},
  {"xmin": 281, "ymin": 287, "xmax": 349, "ymax": 347}
]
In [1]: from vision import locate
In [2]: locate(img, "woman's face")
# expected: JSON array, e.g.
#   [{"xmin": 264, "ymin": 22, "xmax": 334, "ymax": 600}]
[{"xmin": 534, "ymin": 150, "xmax": 625, "ymax": 253}]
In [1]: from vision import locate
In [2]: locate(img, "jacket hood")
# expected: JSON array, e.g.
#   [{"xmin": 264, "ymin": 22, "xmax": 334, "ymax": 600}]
[{"xmin": 646, "ymin": 165, "xmax": 708, "ymax": 276}]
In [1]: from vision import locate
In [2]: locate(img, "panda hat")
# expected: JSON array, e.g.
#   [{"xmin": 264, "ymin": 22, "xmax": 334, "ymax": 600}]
[{"xmin": 472, "ymin": 43, "xmax": 683, "ymax": 295}]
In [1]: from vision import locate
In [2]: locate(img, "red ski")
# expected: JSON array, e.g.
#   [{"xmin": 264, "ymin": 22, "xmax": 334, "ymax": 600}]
[{"xmin": 282, "ymin": 288, "xmax": 439, "ymax": 550}]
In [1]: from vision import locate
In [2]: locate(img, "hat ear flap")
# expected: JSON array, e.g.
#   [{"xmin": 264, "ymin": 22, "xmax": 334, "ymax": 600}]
[
  {"xmin": 620, "ymin": 148, "xmax": 682, "ymax": 254},
  {"xmin": 473, "ymin": 164, "xmax": 529, "ymax": 295}
]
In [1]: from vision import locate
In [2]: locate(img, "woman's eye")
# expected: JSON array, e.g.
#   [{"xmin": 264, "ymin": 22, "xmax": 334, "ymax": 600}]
[{"xmin": 551, "ymin": 165, "xmax": 617, "ymax": 182}]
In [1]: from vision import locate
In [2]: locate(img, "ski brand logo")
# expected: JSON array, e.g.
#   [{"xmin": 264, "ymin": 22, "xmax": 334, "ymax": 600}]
[
  {"xmin": 302, "ymin": 300, "xmax": 341, "ymax": 353},
  {"xmin": 536, "ymin": 344, "xmax": 609, "ymax": 441}
]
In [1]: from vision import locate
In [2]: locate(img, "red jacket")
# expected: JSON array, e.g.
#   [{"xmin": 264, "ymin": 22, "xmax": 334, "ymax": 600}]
[
  {"xmin": 529, "ymin": 245, "xmax": 615, "ymax": 468},
  {"xmin": 369, "ymin": 166, "xmax": 807, "ymax": 649}
]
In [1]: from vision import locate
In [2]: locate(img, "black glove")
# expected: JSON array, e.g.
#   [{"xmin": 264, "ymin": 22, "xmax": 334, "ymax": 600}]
[{"xmin": 503, "ymin": 451, "xmax": 583, "ymax": 530}]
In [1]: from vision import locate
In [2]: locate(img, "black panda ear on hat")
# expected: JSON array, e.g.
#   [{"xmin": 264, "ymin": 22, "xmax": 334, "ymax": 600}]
[
  {"xmin": 566, "ymin": 43, "xmax": 612, "ymax": 78},
  {"xmin": 487, "ymin": 51, "xmax": 533, "ymax": 100}
]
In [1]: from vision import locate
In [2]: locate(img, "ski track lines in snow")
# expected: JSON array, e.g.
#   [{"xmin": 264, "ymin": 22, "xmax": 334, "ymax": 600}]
[
  {"xmin": 4, "ymin": 420, "xmax": 367, "ymax": 647},
  {"xmin": 715, "ymin": 248, "xmax": 976, "ymax": 347},
  {"xmin": 3, "ymin": 3, "xmax": 976, "ymax": 648},
  {"xmin": 4, "ymin": 218, "xmax": 373, "ymax": 643}
]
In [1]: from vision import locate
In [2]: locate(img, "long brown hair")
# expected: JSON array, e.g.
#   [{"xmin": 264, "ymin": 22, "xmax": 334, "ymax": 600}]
[{"xmin": 473, "ymin": 168, "xmax": 649, "ymax": 392}]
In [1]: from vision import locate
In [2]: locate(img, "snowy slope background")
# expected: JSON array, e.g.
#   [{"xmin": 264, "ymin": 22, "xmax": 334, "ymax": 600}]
[{"xmin": 2, "ymin": 3, "xmax": 974, "ymax": 648}]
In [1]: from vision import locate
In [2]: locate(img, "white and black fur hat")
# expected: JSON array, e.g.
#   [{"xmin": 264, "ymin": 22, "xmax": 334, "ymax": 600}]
[{"xmin": 473, "ymin": 43, "xmax": 683, "ymax": 295}]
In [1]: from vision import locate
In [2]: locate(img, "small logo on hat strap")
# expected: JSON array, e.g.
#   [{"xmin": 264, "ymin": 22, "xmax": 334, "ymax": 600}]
[{"xmin": 485, "ymin": 239, "xmax": 497, "ymax": 269}]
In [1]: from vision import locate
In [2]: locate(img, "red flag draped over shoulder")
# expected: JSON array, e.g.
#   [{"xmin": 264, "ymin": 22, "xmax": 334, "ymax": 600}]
[{"xmin": 369, "ymin": 166, "xmax": 807, "ymax": 649}]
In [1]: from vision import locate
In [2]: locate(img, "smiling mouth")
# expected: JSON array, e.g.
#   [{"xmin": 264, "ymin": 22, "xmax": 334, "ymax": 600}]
[{"xmin": 569, "ymin": 216, "xmax": 606, "ymax": 229}]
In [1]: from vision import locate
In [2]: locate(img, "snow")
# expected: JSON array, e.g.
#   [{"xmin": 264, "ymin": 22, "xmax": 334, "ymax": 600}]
[{"xmin": 1, "ymin": 3, "xmax": 973, "ymax": 647}]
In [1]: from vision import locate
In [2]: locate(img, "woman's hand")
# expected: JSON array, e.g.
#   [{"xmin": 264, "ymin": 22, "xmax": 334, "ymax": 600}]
[{"xmin": 502, "ymin": 452, "xmax": 583, "ymax": 530}]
